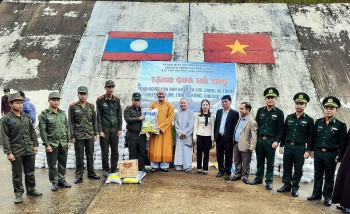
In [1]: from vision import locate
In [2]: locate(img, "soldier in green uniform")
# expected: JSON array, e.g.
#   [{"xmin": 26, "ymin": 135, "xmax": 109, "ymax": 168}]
[
  {"xmin": 250, "ymin": 87, "xmax": 284, "ymax": 190},
  {"xmin": 69, "ymin": 86, "xmax": 100, "ymax": 184},
  {"xmin": 277, "ymin": 93, "xmax": 314, "ymax": 197},
  {"xmin": 96, "ymin": 80, "xmax": 122, "ymax": 177},
  {"xmin": 39, "ymin": 92, "xmax": 71, "ymax": 191},
  {"xmin": 1, "ymin": 92, "xmax": 42, "ymax": 204},
  {"xmin": 307, "ymin": 96, "xmax": 347, "ymax": 206},
  {"xmin": 124, "ymin": 92, "xmax": 147, "ymax": 172}
]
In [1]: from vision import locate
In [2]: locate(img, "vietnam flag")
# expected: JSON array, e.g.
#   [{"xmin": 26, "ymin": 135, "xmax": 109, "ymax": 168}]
[
  {"xmin": 102, "ymin": 32, "xmax": 173, "ymax": 61},
  {"xmin": 204, "ymin": 33, "xmax": 275, "ymax": 64}
]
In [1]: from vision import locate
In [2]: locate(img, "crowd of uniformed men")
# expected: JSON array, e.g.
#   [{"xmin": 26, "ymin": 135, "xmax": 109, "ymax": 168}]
[{"xmin": 0, "ymin": 81, "xmax": 349, "ymax": 213}]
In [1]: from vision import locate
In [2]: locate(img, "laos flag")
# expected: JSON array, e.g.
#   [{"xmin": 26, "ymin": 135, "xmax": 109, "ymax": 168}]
[{"xmin": 102, "ymin": 32, "xmax": 173, "ymax": 61}]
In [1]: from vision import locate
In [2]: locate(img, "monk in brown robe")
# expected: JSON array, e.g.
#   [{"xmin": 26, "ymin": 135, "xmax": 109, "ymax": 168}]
[{"xmin": 149, "ymin": 89, "xmax": 174, "ymax": 172}]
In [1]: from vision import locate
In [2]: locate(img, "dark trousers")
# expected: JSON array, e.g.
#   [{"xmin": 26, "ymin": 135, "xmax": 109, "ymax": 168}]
[
  {"xmin": 196, "ymin": 135, "xmax": 212, "ymax": 171},
  {"xmin": 100, "ymin": 127, "xmax": 119, "ymax": 172},
  {"xmin": 216, "ymin": 135, "xmax": 233, "ymax": 175},
  {"xmin": 255, "ymin": 137, "xmax": 276, "ymax": 184},
  {"xmin": 46, "ymin": 144, "xmax": 68, "ymax": 183},
  {"xmin": 233, "ymin": 143, "xmax": 252, "ymax": 179},
  {"xmin": 128, "ymin": 133, "xmax": 147, "ymax": 170},
  {"xmin": 11, "ymin": 154, "xmax": 36, "ymax": 196},
  {"xmin": 313, "ymin": 149, "xmax": 337, "ymax": 200},
  {"xmin": 282, "ymin": 143, "xmax": 305, "ymax": 190},
  {"xmin": 75, "ymin": 139, "xmax": 95, "ymax": 178}
]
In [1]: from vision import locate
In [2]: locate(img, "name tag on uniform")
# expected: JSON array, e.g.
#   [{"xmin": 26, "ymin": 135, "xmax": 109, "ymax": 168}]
[
  {"xmin": 75, "ymin": 109, "xmax": 82, "ymax": 113},
  {"xmin": 7, "ymin": 121, "xmax": 16, "ymax": 125},
  {"xmin": 301, "ymin": 121, "xmax": 307, "ymax": 124},
  {"xmin": 288, "ymin": 120, "xmax": 294, "ymax": 123},
  {"xmin": 103, "ymin": 103, "xmax": 108, "ymax": 107},
  {"xmin": 272, "ymin": 115, "xmax": 278, "ymax": 118},
  {"xmin": 331, "ymin": 127, "xmax": 338, "ymax": 131}
]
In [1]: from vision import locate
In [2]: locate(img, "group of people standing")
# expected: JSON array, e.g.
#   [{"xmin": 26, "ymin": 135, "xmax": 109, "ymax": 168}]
[{"xmin": 1, "ymin": 83, "xmax": 349, "ymax": 213}]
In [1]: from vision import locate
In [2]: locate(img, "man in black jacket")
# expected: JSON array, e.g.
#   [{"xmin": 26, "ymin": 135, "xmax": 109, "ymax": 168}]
[{"xmin": 214, "ymin": 95, "xmax": 239, "ymax": 180}]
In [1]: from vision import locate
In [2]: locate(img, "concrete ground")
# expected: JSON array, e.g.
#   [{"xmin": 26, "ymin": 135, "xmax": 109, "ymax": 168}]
[{"xmin": 0, "ymin": 146, "xmax": 339, "ymax": 214}]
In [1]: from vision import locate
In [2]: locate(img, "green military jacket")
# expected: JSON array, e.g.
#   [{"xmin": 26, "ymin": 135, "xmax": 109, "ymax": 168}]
[
  {"xmin": 96, "ymin": 94, "xmax": 122, "ymax": 132},
  {"xmin": 1, "ymin": 111, "xmax": 38, "ymax": 156},
  {"xmin": 255, "ymin": 106, "xmax": 284, "ymax": 142},
  {"xmin": 309, "ymin": 117, "xmax": 347, "ymax": 161},
  {"xmin": 281, "ymin": 112, "xmax": 314, "ymax": 147},
  {"xmin": 68, "ymin": 101, "xmax": 98, "ymax": 140},
  {"xmin": 38, "ymin": 107, "xmax": 70, "ymax": 148},
  {"xmin": 123, "ymin": 105, "xmax": 142, "ymax": 134}
]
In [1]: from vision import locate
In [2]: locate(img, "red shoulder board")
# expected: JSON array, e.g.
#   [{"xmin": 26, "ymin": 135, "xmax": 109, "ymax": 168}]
[
  {"xmin": 88, "ymin": 102, "xmax": 94, "ymax": 106},
  {"xmin": 127, "ymin": 105, "xmax": 133, "ymax": 108},
  {"xmin": 98, "ymin": 95, "xmax": 104, "ymax": 99},
  {"xmin": 70, "ymin": 102, "xmax": 76, "ymax": 106}
]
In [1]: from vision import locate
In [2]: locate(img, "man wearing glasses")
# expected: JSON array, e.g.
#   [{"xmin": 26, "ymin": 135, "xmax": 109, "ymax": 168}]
[
  {"xmin": 251, "ymin": 87, "xmax": 284, "ymax": 190},
  {"xmin": 39, "ymin": 92, "xmax": 71, "ymax": 191},
  {"xmin": 69, "ymin": 86, "xmax": 100, "ymax": 184},
  {"xmin": 307, "ymin": 96, "xmax": 347, "ymax": 206},
  {"xmin": 96, "ymin": 80, "xmax": 122, "ymax": 177},
  {"xmin": 278, "ymin": 93, "xmax": 314, "ymax": 197}
]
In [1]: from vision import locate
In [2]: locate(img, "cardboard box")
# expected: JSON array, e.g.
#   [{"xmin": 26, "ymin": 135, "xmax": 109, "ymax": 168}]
[{"xmin": 119, "ymin": 159, "xmax": 138, "ymax": 178}]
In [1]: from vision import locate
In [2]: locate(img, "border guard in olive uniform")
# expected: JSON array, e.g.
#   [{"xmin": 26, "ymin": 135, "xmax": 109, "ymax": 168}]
[
  {"xmin": 124, "ymin": 92, "xmax": 147, "ymax": 172},
  {"xmin": 96, "ymin": 80, "xmax": 122, "ymax": 177},
  {"xmin": 307, "ymin": 96, "xmax": 347, "ymax": 206},
  {"xmin": 39, "ymin": 92, "xmax": 71, "ymax": 191},
  {"xmin": 1, "ymin": 92, "xmax": 42, "ymax": 204},
  {"xmin": 278, "ymin": 93, "xmax": 314, "ymax": 197},
  {"xmin": 250, "ymin": 87, "xmax": 284, "ymax": 190},
  {"xmin": 69, "ymin": 86, "xmax": 100, "ymax": 184}
]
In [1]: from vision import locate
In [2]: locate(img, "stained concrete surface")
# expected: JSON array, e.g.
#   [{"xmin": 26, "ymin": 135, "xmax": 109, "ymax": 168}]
[{"xmin": 0, "ymin": 146, "xmax": 339, "ymax": 214}]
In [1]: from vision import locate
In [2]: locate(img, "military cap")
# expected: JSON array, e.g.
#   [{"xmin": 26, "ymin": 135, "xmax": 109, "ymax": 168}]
[
  {"xmin": 263, "ymin": 87, "xmax": 279, "ymax": 97},
  {"xmin": 3, "ymin": 88, "xmax": 10, "ymax": 92},
  {"xmin": 105, "ymin": 80, "xmax": 115, "ymax": 87},
  {"xmin": 78, "ymin": 86, "xmax": 88, "ymax": 93},
  {"xmin": 132, "ymin": 92, "xmax": 141, "ymax": 100},
  {"xmin": 8, "ymin": 92, "xmax": 24, "ymax": 102},
  {"xmin": 48, "ymin": 92, "xmax": 61, "ymax": 100},
  {"xmin": 322, "ymin": 96, "xmax": 341, "ymax": 108},
  {"xmin": 293, "ymin": 92, "xmax": 310, "ymax": 103}
]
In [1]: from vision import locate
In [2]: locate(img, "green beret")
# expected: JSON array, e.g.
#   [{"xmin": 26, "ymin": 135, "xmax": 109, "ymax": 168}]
[
  {"xmin": 322, "ymin": 96, "xmax": 340, "ymax": 108},
  {"xmin": 293, "ymin": 92, "xmax": 310, "ymax": 103},
  {"xmin": 264, "ymin": 87, "xmax": 279, "ymax": 97}
]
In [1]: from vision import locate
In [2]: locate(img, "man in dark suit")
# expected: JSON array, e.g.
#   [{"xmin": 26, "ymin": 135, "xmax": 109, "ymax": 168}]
[{"xmin": 214, "ymin": 95, "xmax": 239, "ymax": 180}]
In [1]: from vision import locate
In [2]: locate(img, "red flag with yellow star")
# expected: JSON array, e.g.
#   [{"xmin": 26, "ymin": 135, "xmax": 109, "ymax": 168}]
[{"xmin": 204, "ymin": 33, "xmax": 275, "ymax": 64}]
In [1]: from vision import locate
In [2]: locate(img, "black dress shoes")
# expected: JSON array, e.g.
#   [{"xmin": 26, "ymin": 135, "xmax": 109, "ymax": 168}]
[
  {"xmin": 250, "ymin": 179, "xmax": 263, "ymax": 185},
  {"xmin": 88, "ymin": 174, "xmax": 100, "ymax": 180},
  {"xmin": 242, "ymin": 178, "xmax": 250, "ymax": 184},
  {"xmin": 307, "ymin": 195, "xmax": 322, "ymax": 200},
  {"xmin": 291, "ymin": 189, "xmax": 299, "ymax": 197},
  {"xmin": 51, "ymin": 183, "xmax": 59, "ymax": 191},
  {"xmin": 58, "ymin": 180, "xmax": 72, "ymax": 188},
  {"xmin": 224, "ymin": 175, "xmax": 231, "ymax": 180},
  {"xmin": 74, "ymin": 178, "xmax": 83, "ymax": 184},
  {"xmin": 216, "ymin": 172, "xmax": 224, "ymax": 177},
  {"xmin": 324, "ymin": 199, "xmax": 332, "ymax": 206},
  {"xmin": 277, "ymin": 186, "xmax": 291, "ymax": 192},
  {"xmin": 266, "ymin": 183, "xmax": 273, "ymax": 190},
  {"xmin": 230, "ymin": 176, "xmax": 241, "ymax": 181}
]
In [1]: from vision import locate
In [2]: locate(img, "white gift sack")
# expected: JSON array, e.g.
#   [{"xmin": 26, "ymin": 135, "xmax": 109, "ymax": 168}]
[
  {"xmin": 66, "ymin": 164, "xmax": 75, "ymax": 169},
  {"xmin": 303, "ymin": 172, "xmax": 314, "ymax": 179},
  {"xmin": 300, "ymin": 176, "xmax": 312, "ymax": 183},
  {"xmin": 123, "ymin": 156, "xmax": 129, "ymax": 160},
  {"xmin": 94, "ymin": 164, "xmax": 103, "ymax": 170},
  {"xmin": 67, "ymin": 159, "xmax": 75, "ymax": 165},
  {"xmin": 303, "ymin": 164, "xmax": 314, "ymax": 173},
  {"xmin": 94, "ymin": 160, "xmax": 102, "ymax": 165}
]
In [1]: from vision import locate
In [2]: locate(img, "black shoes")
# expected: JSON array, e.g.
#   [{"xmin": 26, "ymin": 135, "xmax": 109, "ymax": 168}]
[
  {"xmin": 102, "ymin": 171, "xmax": 109, "ymax": 177},
  {"xmin": 324, "ymin": 199, "xmax": 332, "ymax": 206},
  {"xmin": 291, "ymin": 189, "xmax": 299, "ymax": 197},
  {"xmin": 88, "ymin": 174, "xmax": 100, "ymax": 180},
  {"xmin": 160, "ymin": 168, "xmax": 169, "ymax": 172},
  {"xmin": 216, "ymin": 172, "xmax": 224, "ymax": 177},
  {"xmin": 307, "ymin": 195, "xmax": 322, "ymax": 201},
  {"xmin": 224, "ymin": 175, "xmax": 231, "ymax": 180},
  {"xmin": 242, "ymin": 178, "xmax": 250, "ymax": 184},
  {"xmin": 230, "ymin": 176, "xmax": 241, "ymax": 181},
  {"xmin": 51, "ymin": 183, "xmax": 59, "ymax": 191},
  {"xmin": 74, "ymin": 178, "xmax": 83, "ymax": 184},
  {"xmin": 250, "ymin": 179, "xmax": 262, "ymax": 185},
  {"xmin": 277, "ymin": 186, "xmax": 291, "ymax": 192},
  {"xmin": 58, "ymin": 180, "xmax": 71, "ymax": 188},
  {"xmin": 266, "ymin": 183, "xmax": 273, "ymax": 190},
  {"xmin": 150, "ymin": 168, "xmax": 157, "ymax": 173}
]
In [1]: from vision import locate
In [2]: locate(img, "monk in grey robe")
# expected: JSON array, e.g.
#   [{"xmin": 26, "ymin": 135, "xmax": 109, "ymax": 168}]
[{"xmin": 174, "ymin": 98, "xmax": 195, "ymax": 172}]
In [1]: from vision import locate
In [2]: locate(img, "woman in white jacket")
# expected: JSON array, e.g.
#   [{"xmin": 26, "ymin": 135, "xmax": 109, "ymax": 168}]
[{"xmin": 193, "ymin": 99, "xmax": 215, "ymax": 175}]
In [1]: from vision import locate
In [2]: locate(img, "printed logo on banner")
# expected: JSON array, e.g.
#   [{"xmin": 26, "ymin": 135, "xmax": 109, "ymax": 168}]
[
  {"xmin": 204, "ymin": 33, "xmax": 275, "ymax": 64},
  {"xmin": 137, "ymin": 61, "xmax": 237, "ymax": 112},
  {"xmin": 102, "ymin": 32, "xmax": 173, "ymax": 61}
]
